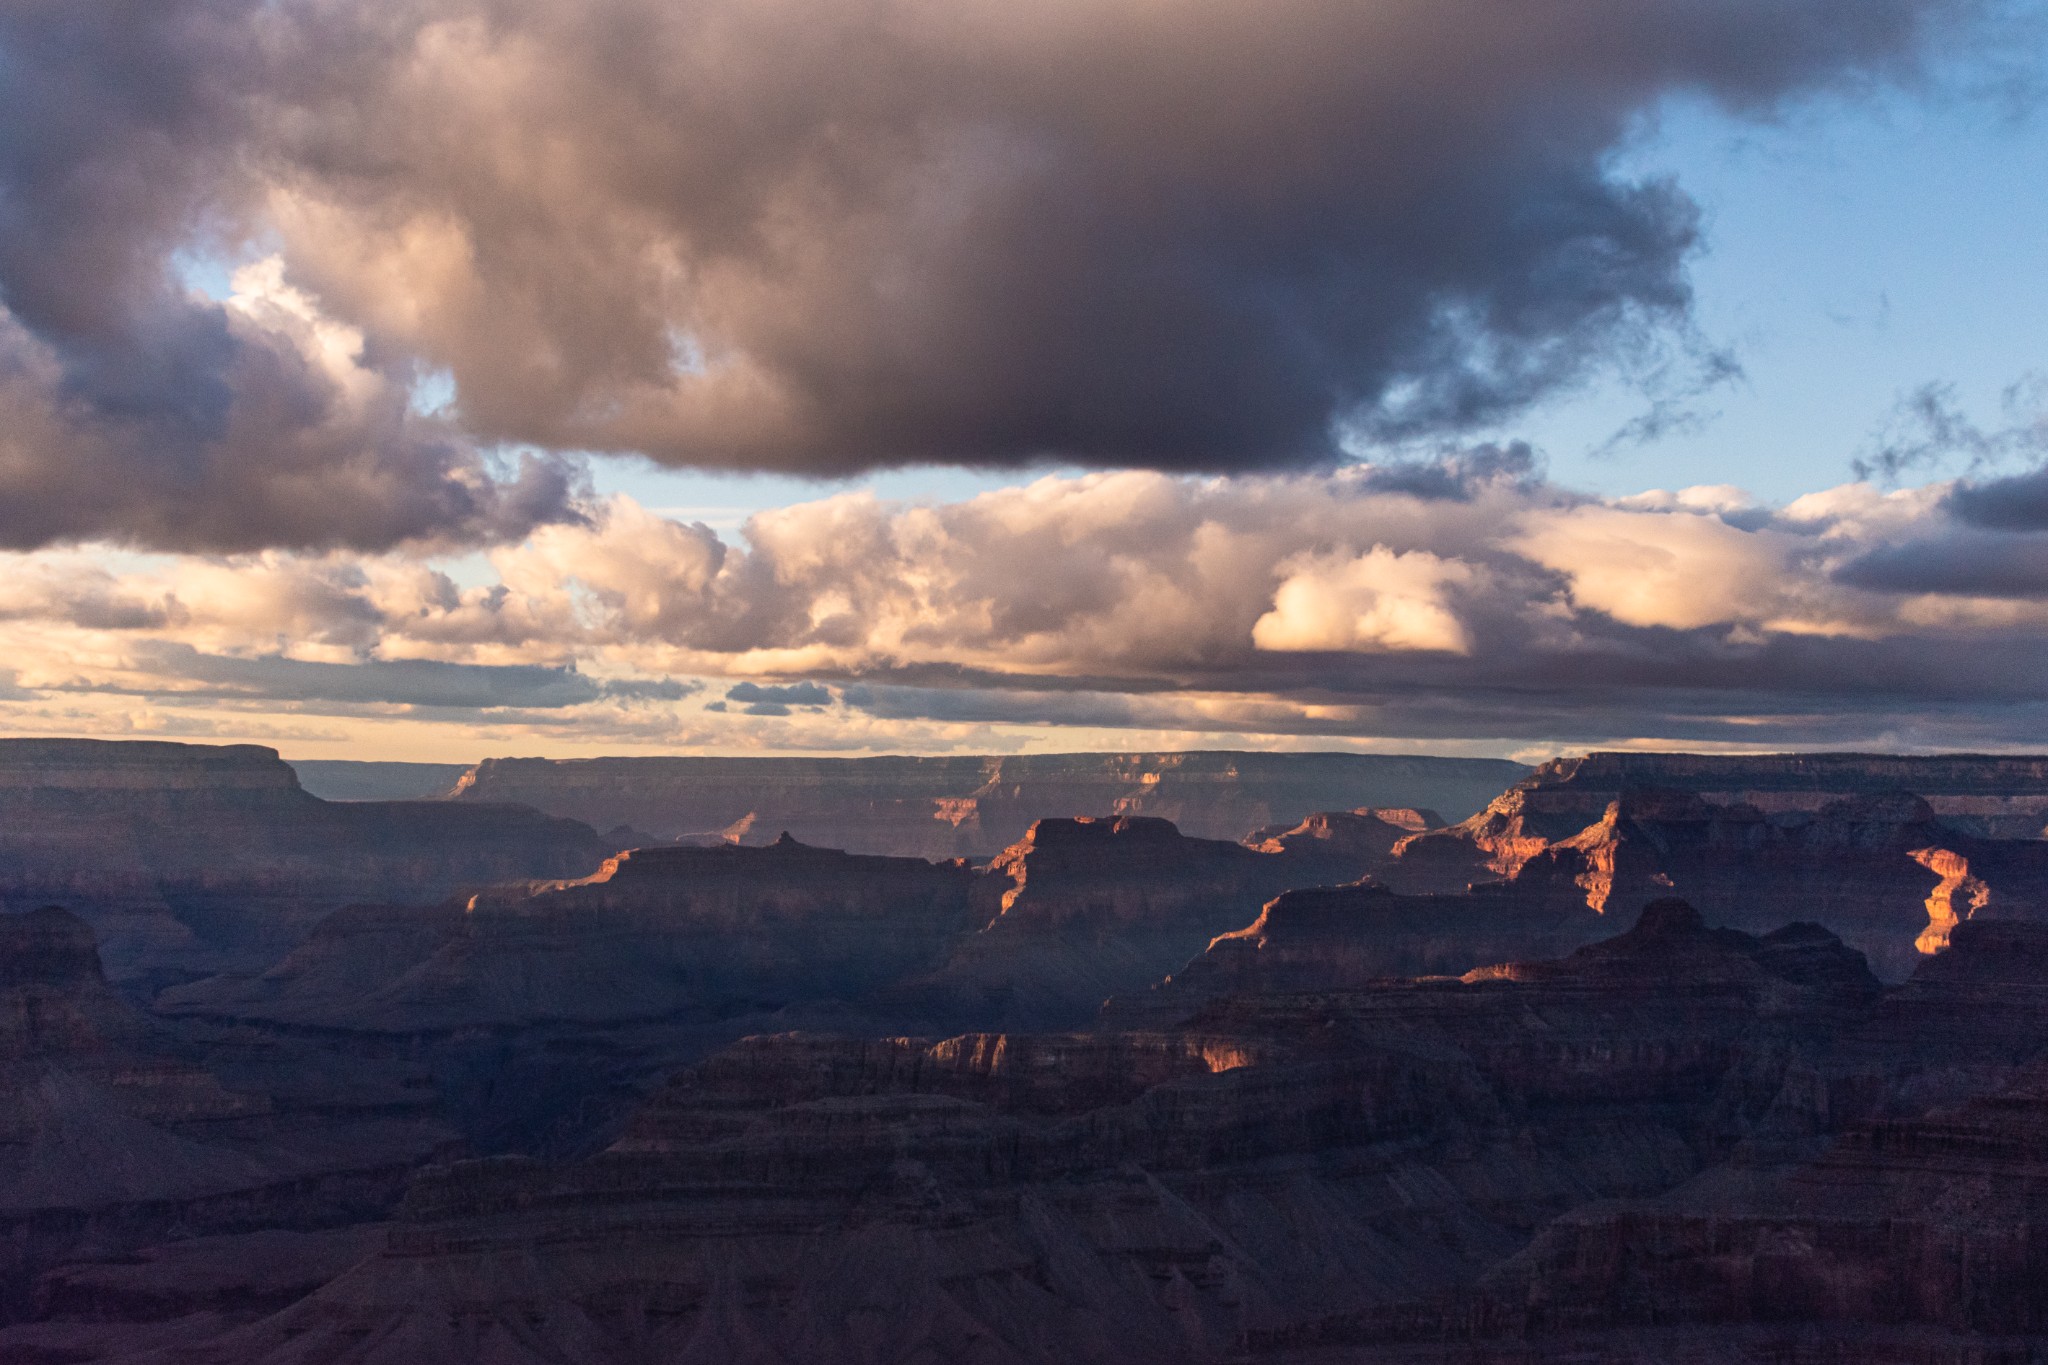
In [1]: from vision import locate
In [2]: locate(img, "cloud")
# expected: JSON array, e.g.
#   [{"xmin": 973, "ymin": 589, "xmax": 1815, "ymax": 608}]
[
  {"xmin": 1252, "ymin": 548, "xmax": 1477, "ymax": 654},
  {"xmin": 9, "ymin": 453, "xmax": 2048, "ymax": 750},
  {"xmin": 724, "ymin": 679, "xmax": 832, "ymax": 715},
  {"xmin": 117, "ymin": 643, "xmax": 611, "ymax": 710},
  {"xmin": 1949, "ymin": 464, "xmax": 2048, "ymax": 531},
  {"xmin": 1834, "ymin": 528, "xmax": 2048, "ymax": 598},
  {"xmin": 0, "ymin": 0, "xmax": 1998, "ymax": 555},
  {"xmin": 726, "ymin": 681, "xmax": 832, "ymax": 706},
  {"xmin": 1509, "ymin": 503, "xmax": 1804, "ymax": 630},
  {"xmin": 1854, "ymin": 376, "xmax": 2048, "ymax": 485}
]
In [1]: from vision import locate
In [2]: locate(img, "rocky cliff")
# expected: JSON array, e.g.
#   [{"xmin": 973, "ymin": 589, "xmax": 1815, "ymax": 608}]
[
  {"xmin": 163, "ymin": 815, "xmax": 1395, "ymax": 1047},
  {"xmin": 448, "ymin": 750, "xmax": 1527, "ymax": 857},
  {"xmin": 1503, "ymin": 749, "xmax": 2048, "ymax": 837},
  {"xmin": 33, "ymin": 899, "xmax": 1922, "ymax": 1365},
  {"xmin": 876, "ymin": 814, "xmax": 1403, "ymax": 1031},
  {"xmin": 1511, "ymin": 789, "xmax": 2048, "ymax": 980},
  {"xmin": 162, "ymin": 837, "xmax": 982, "ymax": 1036},
  {"xmin": 1354, "ymin": 776, "xmax": 2048, "ymax": 978},
  {"xmin": 15, "ymin": 748, "xmax": 2048, "ymax": 1360},
  {"xmin": 1106, "ymin": 876, "xmax": 1605, "ymax": 1025},
  {"xmin": 0, "ymin": 908, "xmax": 453, "ymax": 1316},
  {"xmin": 0, "ymin": 739, "xmax": 611, "ymax": 987}
]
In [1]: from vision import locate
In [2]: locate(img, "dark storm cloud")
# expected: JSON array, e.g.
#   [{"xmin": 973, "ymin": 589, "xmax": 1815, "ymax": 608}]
[
  {"xmin": 0, "ymin": 0, "xmax": 1994, "ymax": 551},
  {"xmin": 725, "ymin": 681, "xmax": 832, "ymax": 710},
  {"xmin": 115, "ymin": 643, "xmax": 609, "ymax": 709},
  {"xmin": 1353, "ymin": 443, "xmax": 1543, "ymax": 502},
  {"xmin": 1835, "ymin": 528, "xmax": 2048, "ymax": 597},
  {"xmin": 0, "ymin": 1, "xmax": 585, "ymax": 552},
  {"xmin": 1949, "ymin": 466, "xmax": 2048, "ymax": 531}
]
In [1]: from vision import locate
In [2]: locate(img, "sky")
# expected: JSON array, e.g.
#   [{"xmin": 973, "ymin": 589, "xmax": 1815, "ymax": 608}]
[{"xmin": 1, "ymin": 0, "xmax": 2046, "ymax": 763}]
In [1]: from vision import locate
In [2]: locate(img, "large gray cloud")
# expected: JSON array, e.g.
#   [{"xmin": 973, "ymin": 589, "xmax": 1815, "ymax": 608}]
[
  {"xmin": 0, "ymin": 0, "xmax": 1994, "ymax": 551},
  {"xmin": 0, "ymin": 0, "xmax": 584, "ymax": 552}
]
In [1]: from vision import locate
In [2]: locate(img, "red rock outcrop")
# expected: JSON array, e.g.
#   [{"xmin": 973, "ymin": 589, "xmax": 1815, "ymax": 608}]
[
  {"xmin": 448, "ymin": 750, "xmax": 1527, "ymax": 857},
  {"xmin": 1385, "ymin": 750, "xmax": 2048, "ymax": 904},
  {"xmin": 893, "ymin": 815, "xmax": 1388, "ymax": 1029},
  {"xmin": 1366, "ymin": 786, "xmax": 2048, "ymax": 981}
]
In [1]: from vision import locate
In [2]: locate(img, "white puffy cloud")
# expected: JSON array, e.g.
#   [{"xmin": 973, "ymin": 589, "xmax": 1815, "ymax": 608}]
[
  {"xmin": 1253, "ymin": 548, "xmax": 1477, "ymax": 653},
  {"xmin": 1510, "ymin": 504, "xmax": 1799, "ymax": 630}
]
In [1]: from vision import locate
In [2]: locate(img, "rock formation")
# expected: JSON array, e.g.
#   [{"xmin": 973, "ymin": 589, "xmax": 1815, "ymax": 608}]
[
  {"xmin": 1424, "ymin": 749, "xmax": 2048, "ymax": 854},
  {"xmin": 1359, "ymin": 774, "xmax": 2048, "ymax": 978},
  {"xmin": 0, "ymin": 739, "xmax": 610, "ymax": 987},
  {"xmin": 882, "ymin": 815, "xmax": 1344, "ymax": 1030},
  {"xmin": 1106, "ymin": 876, "xmax": 1606, "ymax": 1025},
  {"xmin": 0, "ymin": 908, "xmax": 452, "ymax": 1319},
  {"xmin": 447, "ymin": 750, "xmax": 1528, "ymax": 857},
  {"xmin": 162, "ymin": 837, "xmax": 981, "ymax": 1035},
  {"xmin": 12, "ymin": 748, "xmax": 2048, "ymax": 1361},
  {"xmin": 286, "ymin": 759, "xmax": 470, "ymax": 801},
  {"xmin": 27, "ymin": 898, "xmax": 1940, "ymax": 1365}
]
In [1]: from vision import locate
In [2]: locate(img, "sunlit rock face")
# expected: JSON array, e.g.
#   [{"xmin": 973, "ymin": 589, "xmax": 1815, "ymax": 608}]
[
  {"xmin": 887, "ymin": 814, "xmax": 1398, "ymax": 1032},
  {"xmin": 448, "ymin": 751, "xmax": 1528, "ymax": 857},
  {"xmin": 1105, "ymin": 876, "xmax": 1607, "ymax": 1027},
  {"xmin": 1467, "ymin": 750, "xmax": 2048, "ymax": 843},
  {"xmin": 1360, "ymin": 759, "xmax": 2048, "ymax": 979},
  {"xmin": 163, "ymin": 816, "xmax": 1383, "ymax": 1042},
  {"xmin": 0, "ymin": 739, "xmax": 610, "ymax": 988}
]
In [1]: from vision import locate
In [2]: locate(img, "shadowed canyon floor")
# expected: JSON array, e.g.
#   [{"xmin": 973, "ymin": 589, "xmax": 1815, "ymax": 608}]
[{"xmin": 7, "ymin": 741, "xmax": 2048, "ymax": 1360}]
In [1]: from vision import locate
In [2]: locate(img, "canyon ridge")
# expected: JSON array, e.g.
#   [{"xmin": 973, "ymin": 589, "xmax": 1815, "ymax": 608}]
[{"xmin": 6, "ymin": 739, "xmax": 2048, "ymax": 1361}]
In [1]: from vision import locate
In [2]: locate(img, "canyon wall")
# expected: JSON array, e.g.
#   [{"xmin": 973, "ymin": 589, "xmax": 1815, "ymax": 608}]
[
  {"xmin": 0, "ymin": 740, "xmax": 610, "ymax": 987},
  {"xmin": 447, "ymin": 750, "xmax": 1529, "ymax": 857},
  {"xmin": 11, "ymin": 745, "xmax": 2048, "ymax": 1360},
  {"xmin": 41, "ymin": 900, "xmax": 2017, "ymax": 1364},
  {"xmin": 1510, "ymin": 749, "xmax": 2048, "ymax": 837}
]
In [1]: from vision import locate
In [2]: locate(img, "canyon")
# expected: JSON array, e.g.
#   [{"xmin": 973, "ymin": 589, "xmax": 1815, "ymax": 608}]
[
  {"xmin": 442, "ymin": 750, "xmax": 1528, "ymax": 858},
  {"xmin": 9, "ymin": 739, "xmax": 2048, "ymax": 1360},
  {"xmin": 0, "ymin": 740, "xmax": 608, "ymax": 990}
]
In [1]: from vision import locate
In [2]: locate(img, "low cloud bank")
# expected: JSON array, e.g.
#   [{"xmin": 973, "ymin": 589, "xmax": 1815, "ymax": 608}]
[{"xmin": 6, "ymin": 459, "xmax": 2048, "ymax": 751}]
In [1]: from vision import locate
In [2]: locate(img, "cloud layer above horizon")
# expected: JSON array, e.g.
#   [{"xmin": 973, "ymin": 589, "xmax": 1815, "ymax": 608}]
[
  {"xmin": 0, "ymin": 0, "xmax": 1998, "ymax": 552},
  {"xmin": 8, "ymin": 457, "xmax": 2048, "ymax": 757},
  {"xmin": 4, "ymin": 0, "xmax": 2045, "ymax": 757}
]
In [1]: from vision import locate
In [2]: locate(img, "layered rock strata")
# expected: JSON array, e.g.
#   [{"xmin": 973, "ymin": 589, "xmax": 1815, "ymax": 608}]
[
  {"xmin": 1399, "ymin": 752, "xmax": 2048, "ymax": 881},
  {"xmin": 0, "ymin": 739, "xmax": 609, "ymax": 986},
  {"xmin": 60, "ymin": 899, "xmax": 1919, "ymax": 1364},
  {"xmin": 161, "ymin": 837, "xmax": 982, "ymax": 1034},
  {"xmin": 449, "ymin": 750, "xmax": 1527, "ymax": 857},
  {"xmin": 0, "ymin": 908, "xmax": 452, "ymax": 1313},
  {"xmin": 1364, "ymin": 785, "xmax": 2048, "ymax": 978},
  {"xmin": 1106, "ymin": 876, "xmax": 1605, "ymax": 1025},
  {"xmin": 863, "ymin": 814, "xmax": 1397, "ymax": 1030}
]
